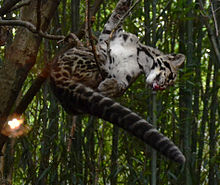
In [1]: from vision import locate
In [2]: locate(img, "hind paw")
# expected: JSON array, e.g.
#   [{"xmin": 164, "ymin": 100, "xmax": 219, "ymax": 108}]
[{"xmin": 98, "ymin": 78, "xmax": 125, "ymax": 97}]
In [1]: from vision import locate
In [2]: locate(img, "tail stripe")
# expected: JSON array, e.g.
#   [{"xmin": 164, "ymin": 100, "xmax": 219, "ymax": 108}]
[
  {"xmin": 51, "ymin": 82, "xmax": 185, "ymax": 164},
  {"xmin": 168, "ymin": 146, "xmax": 180, "ymax": 157},
  {"xmin": 155, "ymin": 136, "xmax": 171, "ymax": 148},
  {"xmin": 118, "ymin": 113, "xmax": 141, "ymax": 128},
  {"xmin": 143, "ymin": 128, "xmax": 159, "ymax": 140},
  {"xmin": 129, "ymin": 119, "xmax": 153, "ymax": 131}
]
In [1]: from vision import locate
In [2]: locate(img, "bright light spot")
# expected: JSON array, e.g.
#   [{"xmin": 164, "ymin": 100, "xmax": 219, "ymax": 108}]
[
  {"xmin": 206, "ymin": 49, "xmax": 210, "ymax": 52},
  {"xmin": 1, "ymin": 115, "xmax": 30, "ymax": 137},
  {"xmin": 8, "ymin": 118, "xmax": 23, "ymax": 130}
]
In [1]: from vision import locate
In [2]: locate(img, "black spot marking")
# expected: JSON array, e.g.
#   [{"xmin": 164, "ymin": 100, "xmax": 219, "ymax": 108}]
[
  {"xmin": 126, "ymin": 75, "xmax": 131, "ymax": 83},
  {"xmin": 71, "ymin": 56, "xmax": 78, "ymax": 61},
  {"xmin": 87, "ymin": 64, "xmax": 94, "ymax": 70},
  {"xmin": 151, "ymin": 62, "xmax": 158, "ymax": 69},
  {"xmin": 137, "ymin": 47, "xmax": 140, "ymax": 55},
  {"xmin": 137, "ymin": 46, "xmax": 154, "ymax": 60},
  {"xmin": 64, "ymin": 61, "xmax": 74, "ymax": 66},
  {"xmin": 151, "ymin": 50, "xmax": 160, "ymax": 57},
  {"xmin": 74, "ymin": 73, "xmax": 82, "ymax": 78},
  {"xmin": 77, "ymin": 60, "xmax": 83, "ymax": 65},
  {"xmin": 62, "ymin": 71, "xmax": 69, "ymax": 78},
  {"xmin": 112, "ymin": 57, "xmax": 115, "ymax": 63},
  {"xmin": 160, "ymin": 66, "xmax": 166, "ymax": 71},
  {"xmin": 164, "ymin": 61, "xmax": 172, "ymax": 71},
  {"xmin": 118, "ymin": 28, "xmax": 123, "ymax": 32},
  {"xmin": 55, "ymin": 73, "xmax": 61, "ymax": 79},
  {"xmin": 64, "ymin": 66, "xmax": 72, "ymax": 74},
  {"xmin": 123, "ymin": 34, "xmax": 128, "ymax": 42},
  {"xmin": 85, "ymin": 61, "xmax": 91, "ymax": 65},
  {"xmin": 109, "ymin": 56, "xmax": 113, "ymax": 64},
  {"xmin": 69, "ymin": 84, "xmax": 78, "ymax": 90},
  {"xmin": 102, "ymin": 29, "xmax": 111, "ymax": 34},
  {"xmin": 157, "ymin": 59, "xmax": 162, "ymax": 67},
  {"xmin": 77, "ymin": 53, "xmax": 88, "ymax": 57},
  {"xmin": 136, "ymin": 55, "xmax": 144, "ymax": 71}
]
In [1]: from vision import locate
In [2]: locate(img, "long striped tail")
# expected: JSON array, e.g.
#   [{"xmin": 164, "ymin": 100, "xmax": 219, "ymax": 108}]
[{"xmin": 52, "ymin": 82, "xmax": 185, "ymax": 164}]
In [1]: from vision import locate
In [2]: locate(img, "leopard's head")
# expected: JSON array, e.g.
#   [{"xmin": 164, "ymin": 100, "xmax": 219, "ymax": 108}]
[{"xmin": 146, "ymin": 53, "xmax": 185, "ymax": 90}]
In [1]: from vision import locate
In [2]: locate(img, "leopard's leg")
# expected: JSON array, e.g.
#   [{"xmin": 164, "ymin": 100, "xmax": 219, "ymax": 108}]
[
  {"xmin": 98, "ymin": 0, "xmax": 132, "ymax": 43},
  {"xmin": 98, "ymin": 78, "xmax": 127, "ymax": 97}
]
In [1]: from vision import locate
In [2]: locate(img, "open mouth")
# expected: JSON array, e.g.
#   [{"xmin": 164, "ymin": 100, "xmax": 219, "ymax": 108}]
[{"xmin": 152, "ymin": 82, "xmax": 165, "ymax": 91}]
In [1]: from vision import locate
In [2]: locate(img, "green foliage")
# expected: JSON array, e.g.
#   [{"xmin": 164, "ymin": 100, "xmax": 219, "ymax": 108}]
[{"xmin": 0, "ymin": 0, "xmax": 219, "ymax": 184}]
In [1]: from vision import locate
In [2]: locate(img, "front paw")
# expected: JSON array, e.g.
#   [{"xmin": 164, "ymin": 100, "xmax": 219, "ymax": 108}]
[{"xmin": 98, "ymin": 78, "xmax": 121, "ymax": 97}]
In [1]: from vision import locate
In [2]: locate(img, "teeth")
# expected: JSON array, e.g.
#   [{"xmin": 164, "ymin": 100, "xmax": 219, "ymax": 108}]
[{"xmin": 153, "ymin": 82, "xmax": 159, "ymax": 90}]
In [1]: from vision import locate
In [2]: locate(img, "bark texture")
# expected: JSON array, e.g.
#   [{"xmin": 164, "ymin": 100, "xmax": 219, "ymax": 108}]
[{"xmin": 0, "ymin": 0, "xmax": 60, "ymax": 151}]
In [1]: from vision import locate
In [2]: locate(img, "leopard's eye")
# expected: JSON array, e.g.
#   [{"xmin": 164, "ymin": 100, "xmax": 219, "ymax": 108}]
[{"xmin": 155, "ymin": 73, "xmax": 161, "ymax": 81}]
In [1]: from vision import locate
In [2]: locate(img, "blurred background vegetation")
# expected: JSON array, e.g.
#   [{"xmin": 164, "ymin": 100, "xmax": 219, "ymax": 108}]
[{"xmin": 0, "ymin": 0, "xmax": 219, "ymax": 184}]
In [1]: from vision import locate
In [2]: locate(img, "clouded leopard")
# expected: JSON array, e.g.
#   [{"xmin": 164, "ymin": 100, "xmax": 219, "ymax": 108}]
[{"xmin": 50, "ymin": 0, "xmax": 185, "ymax": 164}]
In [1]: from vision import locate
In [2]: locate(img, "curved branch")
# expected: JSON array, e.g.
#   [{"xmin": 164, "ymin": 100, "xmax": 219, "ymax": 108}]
[{"xmin": 0, "ymin": 19, "xmax": 65, "ymax": 40}]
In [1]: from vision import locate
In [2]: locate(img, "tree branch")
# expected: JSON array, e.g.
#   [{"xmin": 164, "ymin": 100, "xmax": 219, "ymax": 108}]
[
  {"xmin": 85, "ymin": 0, "xmax": 104, "ymax": 79},
  {"xmin": 0, "ymin": 0, "xmax": 61, "ymax": 153},
  {"xmin": 13, "ymin": 37, "xmax": 79, "ymax": 116},
  {"xmin": 9, "ymin": 0, "xmax": 31, "ymax": 12},
  {"xmin": 14, "ymin": 66, "xmax": 49, "ymax": 115},
  {"xmin": 0, "ymin": 0, "xmax": 21, "ymax": 16},
  {"xmin": 210, "ymin": 1, "xmax": 219, "ymax": 37},
  {"xmin": 198, "ymin": 0, "xmax": 220, "ymax": 66},
  {"xmin": 0, "ymin": 19, "xmax": 65, "ymax": 40},
  {"xmin": 13, "ymin": 31, "xmax": 83, "ymax": 116},
  {"xmin": 76, "ymin": 0, "xmax": 104, "ymax": 39}
]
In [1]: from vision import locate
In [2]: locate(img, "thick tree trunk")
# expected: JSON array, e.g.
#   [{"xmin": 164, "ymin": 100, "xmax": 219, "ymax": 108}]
[
  {"xmin": 184, "ymin": 1, "xmax": 194, "ymax": 184},
  {"xmin": 197, "ymin": 59, "xmax": 212, "ymax": 185},
  {"xmin": 0, "ymin": 0, "xmax": 61, "ymax": 152},
  {"xmin": 71, "ymin": 0, "xmax": 80, "ymax": 33},
  {"xmin": 208, "ymin": 57, "xmax": 219, "ymax": 185}
]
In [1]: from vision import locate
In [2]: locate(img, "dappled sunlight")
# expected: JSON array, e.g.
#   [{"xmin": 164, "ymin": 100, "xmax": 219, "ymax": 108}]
[
  {"xmin": 8, "ymin": 118, "xmax": 23, "ymax": 129},
  {"xmin": 1, "ymin": 114, "xmax": 30, "ymax": 137}
]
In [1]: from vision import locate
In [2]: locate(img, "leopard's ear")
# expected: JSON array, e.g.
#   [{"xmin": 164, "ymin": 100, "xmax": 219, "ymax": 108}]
[
  {"xmin": 169, "ymin": 53, "xmax": 185, "ymax": 69},
  {"xmin": 159, "ymin": 53, "xmax": 185, "ymax": 69}
]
